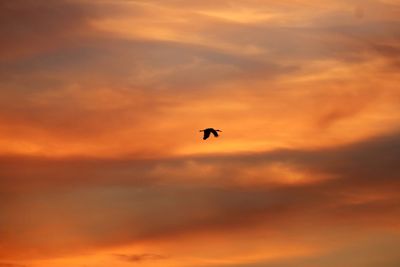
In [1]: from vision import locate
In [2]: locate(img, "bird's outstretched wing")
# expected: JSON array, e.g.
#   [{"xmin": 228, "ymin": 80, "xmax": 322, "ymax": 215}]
[
  {"xmin": 210, "ymin": 129, "xmax": 219, "ymax": 137},
  {"xmin": 203, "ymin": 130, "xmax": 211, "ymax": 140}
]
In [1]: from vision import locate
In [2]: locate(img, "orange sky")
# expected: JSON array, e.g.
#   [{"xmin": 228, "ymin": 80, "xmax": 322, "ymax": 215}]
[{"xmin": 1, "ymin": 1, "xmax": 400, "ymax": 267}]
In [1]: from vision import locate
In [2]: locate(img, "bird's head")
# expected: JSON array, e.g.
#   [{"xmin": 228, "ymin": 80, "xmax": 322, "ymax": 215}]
[
  {"xmin": 216, "ymin": 129, "xmax": 222, "ymax": 132},
  {"xmin": 199, "ymin": 130, "xmax": 204, "ymax": 132}
]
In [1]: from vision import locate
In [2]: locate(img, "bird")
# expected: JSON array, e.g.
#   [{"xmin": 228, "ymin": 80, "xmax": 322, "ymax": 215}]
[{"xmin": 199, "ymin": 128, "xmax": 222, "ymax": 140}]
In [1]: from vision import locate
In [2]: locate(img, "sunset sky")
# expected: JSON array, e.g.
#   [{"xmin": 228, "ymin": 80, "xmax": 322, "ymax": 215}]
[{"xmin": 1, "ymin": 0, "xmax": 400, "ymax": 266}]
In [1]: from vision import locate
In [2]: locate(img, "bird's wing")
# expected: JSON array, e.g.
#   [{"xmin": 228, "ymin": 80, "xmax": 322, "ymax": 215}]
[
  {"xmin": 203, "ymin": 130, "xmax": 211, "ymax": 140},
  {"xmin": 210, "ymin": 129, "xmax": 219, "ymax": 137}
]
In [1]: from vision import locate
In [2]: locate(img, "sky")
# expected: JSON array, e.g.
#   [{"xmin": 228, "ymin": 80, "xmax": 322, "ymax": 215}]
[{"xmin": 1, "ymin": 0, "xmax": 400, "ymax": 266}]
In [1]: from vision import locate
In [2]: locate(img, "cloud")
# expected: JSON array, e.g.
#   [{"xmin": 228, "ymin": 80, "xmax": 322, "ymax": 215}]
[
  {"xmin": 1, "ymin": 0, "xmax": 399, "ymax": 160},
  {"xmin": 1, "ymin": 132, "xmax": 399, "ymax": 260},
  {"xmin": 195, "ymin": 234, "xmax": 400, "ymax": 267},
  {"xmin": 0, "ymin": 0, "xmax": 101, "ymax": 61},
  {"xmin": 0, "ymin": 263, "xmax": 27, "ymax": 267},
  {"xmin": 1, "ymin": 1, "xmax": 399, "ymax": 265},
  {"xmin": 114, "ymin": 253, "xmax": 168, "ymax": 263}
]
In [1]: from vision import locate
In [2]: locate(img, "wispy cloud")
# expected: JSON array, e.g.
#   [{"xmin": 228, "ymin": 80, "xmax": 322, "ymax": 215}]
[
  {"xmin": 1, "ymin": 0, "xmax": 399, "ymax": 266},
  {"xmin": 1, "ymin": 133, "xmax": 399, "ymax": 261},
  {"xmin": 0, "ymin": 263, "xmax": 27, "ymax": 267},
  {"xmin": 114, "ymin": 253, "xmax": 168, "ymax": 263}
]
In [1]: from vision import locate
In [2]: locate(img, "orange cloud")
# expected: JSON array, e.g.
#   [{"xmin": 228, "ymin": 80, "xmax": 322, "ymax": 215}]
[{"xmin": 1, "ymin": 0, "xmax": 400, "ymax": 266}]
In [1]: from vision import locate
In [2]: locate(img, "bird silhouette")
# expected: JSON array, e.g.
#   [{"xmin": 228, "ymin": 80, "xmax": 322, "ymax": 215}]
[{"xmin": 199, "ymin": 128, "xmax": 222, "ymax": 140}]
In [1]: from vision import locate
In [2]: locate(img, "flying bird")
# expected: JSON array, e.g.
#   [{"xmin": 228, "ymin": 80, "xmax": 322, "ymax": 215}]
[{"xmin": 200, "ymin": 128, "xmax": 222, "ymax": 140}]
